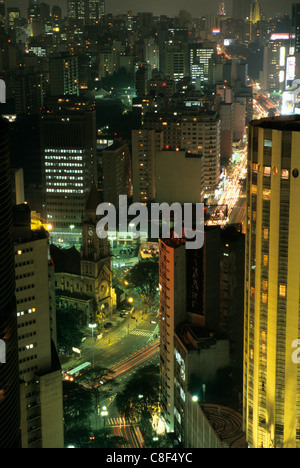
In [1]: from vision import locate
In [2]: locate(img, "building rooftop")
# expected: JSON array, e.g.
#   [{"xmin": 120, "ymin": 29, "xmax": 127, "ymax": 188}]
[
  {"xmin": 50, "ymin": 244, "xmax": 81, "ymax": 276},
  {"xmin": 201, "ymin": 404, "xmax": 247, "ymax": 449},
  {"xmin": 251, "ymin": 115, "xmax": 300, "ymax": 131},
  {"xmin": 175, "ymin": 323, "xmax": 221, "ymax": 351}
]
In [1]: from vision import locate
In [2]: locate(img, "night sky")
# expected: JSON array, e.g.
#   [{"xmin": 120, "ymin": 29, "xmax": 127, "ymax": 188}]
[{"xmin": 4, "ymin": 0, "xmax": 294, "ymax": 18}]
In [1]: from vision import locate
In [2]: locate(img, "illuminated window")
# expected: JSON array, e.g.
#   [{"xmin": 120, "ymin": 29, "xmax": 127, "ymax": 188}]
[
  {"xmin": 264, "ymin": 228, "xmax": 269, "ymax": 240},
  {"xmin": 263, "ymin": 255, "xmax": 268, "ymax": 267},
  {"xmin": 279, "ymin": 285, "xmax": 286, "ymax": 297},
  {"xmin": 281, "ymin": 169, "xmax": 289, "ymax": 180},
  {"xmin": 264, "ymin": 166, "xmax": 271, "ymax": 176},
  {"xmin": 262, "ymin": 293, "xmax": 268, "ymax": 304},
  {"xmin": 262, "ymin": 280, "xmax": 268, "ymax": 291}
]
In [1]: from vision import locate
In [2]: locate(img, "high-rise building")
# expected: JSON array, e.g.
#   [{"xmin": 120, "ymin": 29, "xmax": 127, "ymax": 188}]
[
  {"xmin": 7, "ymin": 7, "xmax": 20, "ymax": 28},
  {"xmin": 159, "ymin": 224, "xmax": 245, "ymax": 436},
  {"xmin": 40, "ymin": 105, "xmax": 97, "ymax": 244},
  {"xmin": 68, "ymin": 0, "xmax": 105, "ymax": 26},
  {"xmin": 155, "ymin": 149, "xmax": 205, "ymax": 204},
  {"xmin": 102, "ymin": 140, "xmax": 132, "ymax": 208},
  {"xmin": 132, "ymin": 129, "xmax": 164, "ymax": 203},
  {"xmin": 189, "ymin": 42, "xmax": 216, "ymax": 88},
  {"xmin": 181, "ymin": 112, "xmax": 221, "ymax": 197},
  {"xmin": 260, "ymin": 38, "xmax": 290, "ymax": 92},
  {"xmin": 218, "ymin": 0, "xmax": 226, "ymax": 17},
  {"xmin": 0, "ymin": 118, "xmax": 20, "ymax": 448},
  {"xmin": 162, "ymin": 44, "xmax": 188, "ymax": 82},
  {"xmin": 14, "ymin": 204, "xmax": 64, "ymax": 448},
  {"xmin": 232, "ymin": 0, "xmax": 251, "ymax": 20},
  {"xmin": 244, "ymin": 115, "xmax": 300, "ymax": 448},
  {"xmin": 250, "ymin": 0, "xmax": 261, "ymax": 24},
  {"xmin": 143, "ymin": 110, "xmax": 221, "ymax": 197},
  {"xmin": 49, "ymin": 55, "xmax": 79, "ymax": 97}
]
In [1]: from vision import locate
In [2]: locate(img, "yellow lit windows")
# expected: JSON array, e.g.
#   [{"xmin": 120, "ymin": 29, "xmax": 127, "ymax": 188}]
[
  {"xmin": 262, "ymin": 293, "xmax": 268, "ymax": 304},
  {"xmin": 279, "ymin": 285, "xmax": 286, "ymax": 298},
  {"xmin": 263, "ymin": 255, "xmax": 268, "ymax": 267},
  {"xmin": 262, "ymin": 280, "xmax": 268, "ymax": 291},
  {"xmin": 264, "ymin": 228, "xmax": 269, "ymax": 240}
]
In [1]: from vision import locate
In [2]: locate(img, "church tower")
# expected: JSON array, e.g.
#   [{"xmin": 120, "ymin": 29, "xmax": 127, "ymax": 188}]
[{"xmin": 81, "ymin": 183, "xmax": 116, "ymax": 318}]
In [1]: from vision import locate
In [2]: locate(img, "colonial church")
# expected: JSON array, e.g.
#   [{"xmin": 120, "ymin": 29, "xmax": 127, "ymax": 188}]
[{"xmin": 50, "ymin": 184, "xmax": 116, "ymax": 326}]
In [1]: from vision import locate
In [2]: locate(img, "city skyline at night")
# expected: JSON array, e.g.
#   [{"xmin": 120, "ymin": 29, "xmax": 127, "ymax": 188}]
[
  {"xmin": 1, "ymin": 0, "xmax": 300, "ymax": 452},
  {"xmin": 3, "ymin": 0, "xmax": 296, "ymax": 17}
]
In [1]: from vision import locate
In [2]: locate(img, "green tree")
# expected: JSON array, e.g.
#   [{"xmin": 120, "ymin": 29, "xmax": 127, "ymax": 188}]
[
  {"xmin": 56, "ymin": 307, "xmax": 85, "ymax": 355},
  {"xmin": 126, "ymin": 260, "xmax": 159, "ymax": 305},
  {"xmin": 115, "ymin": 365, "xmax": 160, "ymax": 422},
  {"xmin": 63, "ymin": 380, "xmax": 93, "ymax": 430},
  {"xmin": 77, "ymin": 366, "xmax": 118, "ymax": 411}
]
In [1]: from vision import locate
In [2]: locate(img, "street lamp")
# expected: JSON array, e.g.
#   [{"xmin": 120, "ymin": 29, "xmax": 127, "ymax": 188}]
[
  {"xmin": 101, "ymin": 405, "xmax": 109, "ymax": 427},
  {"xmin": 89, "ymin": 323, "xmax": 97, "ymax": 339},
  {"xmin": 128, "ymin": 297, "xmax": 134, "ymax": 304},
  {"xmin": 89, "ymin": 323, "xmax": 97, "ymax": 368}
]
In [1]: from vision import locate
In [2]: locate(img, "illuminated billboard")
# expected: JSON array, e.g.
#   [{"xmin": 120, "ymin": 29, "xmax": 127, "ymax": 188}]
[
  {"xmin": 286, "ymin": 56, "xmax": 296, "ymax": 82},
  {"xmin": 270, "ymin": 33, "xmax": 290, "ymax": 41}
]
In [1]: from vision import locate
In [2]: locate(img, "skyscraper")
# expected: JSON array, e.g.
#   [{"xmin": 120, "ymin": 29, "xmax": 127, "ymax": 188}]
[
  {"xmin": 14, "ymin": 204, "xmax": 64, "ymax": 448},
  {"xmin": 244, "ymin": 115, "xmax": 300, "ymax": 448},
  {"xmin": 40, "ymin": 105, "xmax": 97, "ymax": 244},
  {"xmin": 232, "ymin": 0, "xmax": 251, "ymax": 20},
  {"xmin": 0, "ymin": 117, "xmax": 20, "ymax": 448}
]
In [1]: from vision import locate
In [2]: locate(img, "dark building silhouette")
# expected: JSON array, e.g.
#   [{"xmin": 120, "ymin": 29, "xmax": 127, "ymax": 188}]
[{"xmin": 0, "ymin": 117, "xmax": 20, "ymax": 448}]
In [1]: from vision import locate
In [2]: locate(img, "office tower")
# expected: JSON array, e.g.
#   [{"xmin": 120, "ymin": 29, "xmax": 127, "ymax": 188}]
[
  {"xmin": 159, "ymin": 225, "xmax": 245, "ymax": 436},
  {"xmin": 260, "ymin": 38, "xmax": 290, "ymax": 92},
  {"xmin": 189, "ymin": 43, "xmax": 216, "ymax": 88},
  {"xmin": 181, "ymin": 112, "xmax": 221, "ymax": 197},
  {"xmin": 232, "ymin": 0, "xmax": 251, "ymax": 20},
  {"xmin": 244, "ymin": 115, "xmax": 300, "ymax": 448},
  {"xmin": 0, "ymin": 118, "xmax": 20, "ymax": 448},
  {"xmin": 40, "ymin": 106, "xmax": 97, "ymax": 244},
  {"xmin": 102, "ymin": 140, "xmax": 132, "ymax": 208},
  {"xmin": 155, "ymin": 149, "xmax": 205, "ymax": 204},
  {"xmin": 14, "ymin": 204, "xmax": 64, "ymax": 448},
  {"xmin": 159, "ymin": 237, "xmax": 187, "ymax": 433},
  {"xmin": 162, "ymin": 44, "xmax": 188, "ymax": 82},
  {"xmin": 132, "ymin": 129, "xmax": 164, "ymax": 203},
  {"xmin": 144, "ymin": 110, "xmax": 221, "ymax": 197},
  {"xmin": 250, "ymin": 0, "xmax": 261, "ymax": 24},
  {"xmin": 49, "ymin": 55, "xmax": 79, "ymax": 97}
]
